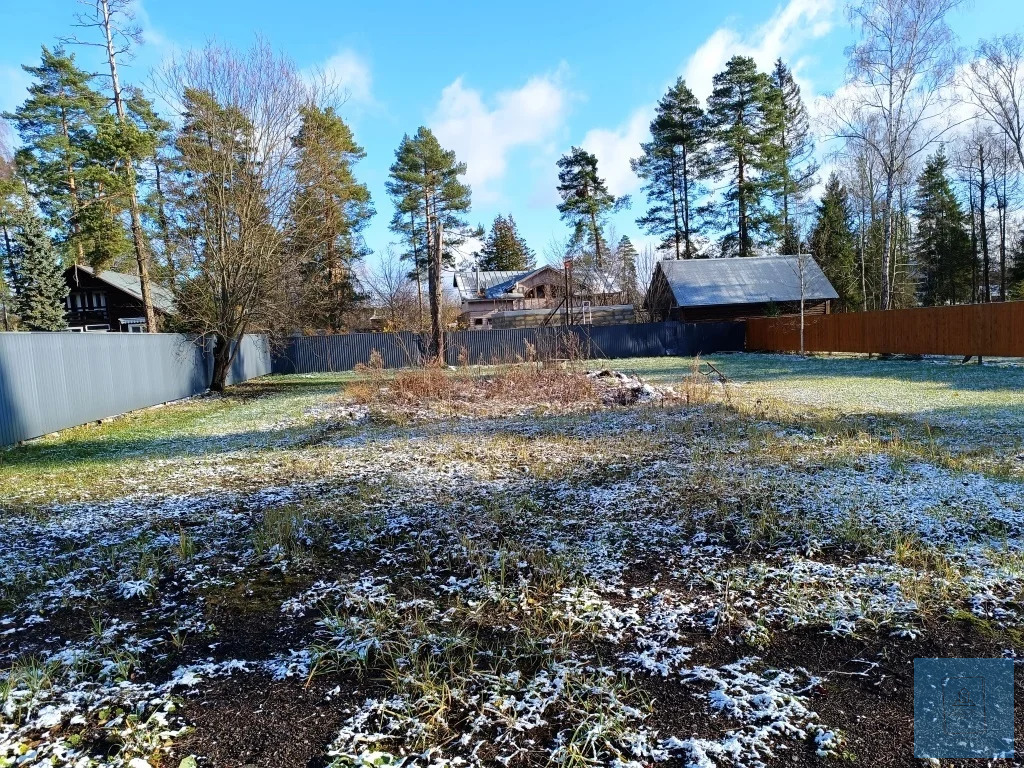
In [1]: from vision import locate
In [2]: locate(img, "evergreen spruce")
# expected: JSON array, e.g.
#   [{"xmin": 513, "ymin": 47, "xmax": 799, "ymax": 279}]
[
  {"xmin": 810, "ymin": 173, "xmax": 862, "ymax": 311},
  {"xmin": 768, "ymin": 59, "xmax": 818, "ymax": 253},
  {"xmin": 705, "ymin": 56, "xmax": 779, "ymax": 257},
  {"xmin": 9, "ymin": 210, "xmax": 68, "ymax": 330},
  {"xmin": 477, "ymin": 214, "xmax": 535, "ymax": 271},
  {"xmin": 631, "ymin": 77, "xmax": 709, "ymax": 259},
  {"xmin": 912, "ymin": 149, "xmax": 973, "ymax": 305},
  {"xmin": 556, "ymin": 146, "xmax": 626, "ymax": 269}
]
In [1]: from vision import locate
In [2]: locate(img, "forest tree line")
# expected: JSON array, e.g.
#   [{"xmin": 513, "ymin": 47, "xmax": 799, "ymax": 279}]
[{"xmin": 0, "ymin": 0, "xmax": 1022, "ymax": 381}]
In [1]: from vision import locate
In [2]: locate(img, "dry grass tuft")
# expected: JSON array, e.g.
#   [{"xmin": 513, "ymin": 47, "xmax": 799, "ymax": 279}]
[{"xmin": 347, "ymin": 355, "xmax": 599, "ymax": 418}]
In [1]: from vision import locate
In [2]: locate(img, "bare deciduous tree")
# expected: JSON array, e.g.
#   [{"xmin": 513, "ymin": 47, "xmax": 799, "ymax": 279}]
[
  {"xmin": 357, "ymin": 247, "xmax": 420, "ymax": 331},
  {"xmin": 967, "ymin": 34, "xmax": 1024, "ymax": 168},
  {"xmin": 827, "ymin": 0, "xmax": 965, "ymax": 309},
  {"xmin": 157, "ymin": 40, "xmax": 323, "ymax": 390}
]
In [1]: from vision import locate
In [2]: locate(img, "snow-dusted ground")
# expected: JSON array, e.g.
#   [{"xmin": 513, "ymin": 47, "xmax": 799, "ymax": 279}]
[{"xmin": 1, "ymin": 358, "xmax": 1022, "ymax": 767}]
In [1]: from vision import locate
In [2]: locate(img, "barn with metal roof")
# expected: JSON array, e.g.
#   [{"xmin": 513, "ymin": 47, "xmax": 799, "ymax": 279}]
[{"xmin": 646, "ymin": 255, "xmax": 839, "ymax": 323}]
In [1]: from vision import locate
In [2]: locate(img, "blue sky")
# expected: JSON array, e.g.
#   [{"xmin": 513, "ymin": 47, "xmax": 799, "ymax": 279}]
[{"xmin": 1, "ymin": 0, "xmax": 1021, "ymax": 268}]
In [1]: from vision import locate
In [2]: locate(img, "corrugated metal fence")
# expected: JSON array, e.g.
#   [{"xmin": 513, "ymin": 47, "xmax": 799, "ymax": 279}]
[
  {"xmin": 1, "ymin": 322, "xmax": 743, "ymax": 446},
  {"xmin": 0, "ymin": 333, "xmax": 272, "ymax": 446},
  {"xmin": 746, "ymin": 302, "xmax": 1024, "ymax": 357},
  {"xmin": 273, "ymin": 321, "xmax": 745, "ymax": 373}
]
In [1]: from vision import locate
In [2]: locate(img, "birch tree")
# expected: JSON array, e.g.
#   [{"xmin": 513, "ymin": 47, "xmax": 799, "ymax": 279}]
[
  {"xmin": 967, "ymin": 34, "xmax": 1024, "ymax": 168},
  {"xmin": 827, "ymin": 0, "xmax": 964, "ymax": 308}
]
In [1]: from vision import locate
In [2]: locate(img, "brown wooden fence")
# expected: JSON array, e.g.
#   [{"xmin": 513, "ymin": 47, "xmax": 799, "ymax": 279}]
[{"xmin": 746, "ymin": 301, "xmax": 1024, "ymax": 357}]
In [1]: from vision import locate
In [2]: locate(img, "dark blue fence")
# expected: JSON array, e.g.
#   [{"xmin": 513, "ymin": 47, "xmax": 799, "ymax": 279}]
[{"xmin": 273, "ymin": 322, "xmax": 745, "ymax": 373}]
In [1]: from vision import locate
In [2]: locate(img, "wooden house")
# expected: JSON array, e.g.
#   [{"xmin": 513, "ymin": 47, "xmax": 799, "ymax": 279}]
[
  {"xmin": 64, "ymin": 265, "xmax": 176, "ymax": 332},
  {"xmin": 646, "ymin": 255, "xmax": 838, "ymax": 323},
  {"xmin": 449, "ymin": 265, "xmax": 631, "ymax": 329}
]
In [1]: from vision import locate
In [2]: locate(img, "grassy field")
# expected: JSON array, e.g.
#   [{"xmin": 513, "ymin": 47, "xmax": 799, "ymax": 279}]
[{"xmin": 1, "ymin": 354, "xmax": 1022, "ymax": 767}]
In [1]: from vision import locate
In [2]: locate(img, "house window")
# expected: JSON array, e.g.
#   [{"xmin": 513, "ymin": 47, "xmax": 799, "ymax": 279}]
[{"xmin": 473, "ymin": 318, "xmax": 483, "ymax": 326}]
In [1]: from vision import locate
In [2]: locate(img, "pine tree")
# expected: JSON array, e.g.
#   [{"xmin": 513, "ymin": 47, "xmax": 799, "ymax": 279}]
[
  {"xmin": 125, "ymin": 87, "xmax": 176, "ymax": 281},
  {"xmin": 556, "ymin": 147, "xmax": 626, "ymax": 269},
  {"xmin": 386, "ymin": 127, "xmax": 477, "ymax": 358},
  {"xmin": 632, "ymin": 78, "xmax": 709, "ymax": 259},
  {"xmin": 912, "ymin": 149, "xmax": 973, "ymax": 306},
  {"xmin": 768, "ymin": 59, "xmax": 818, "ymax": 253},
  {"xmin": 3, "ymin": 47, "xmax": 114, "ymax": 266},
  {"xmin": 810, "ymin": 173, "xmax": 861, "ymax": 311},
  {"xmin": 9, "ymin": 209, "xmax": 68, "ymax": 330},
  {"xmin": 289, "ymin": 105, "xmax": 374, "ymax": 330},
  {"xmin": 477, "ymin": 214, "xmax": 535, "ymax": 271},
  {"xmin": 705, "ymin": 56, "xmax": 779, "ymax": 257}
]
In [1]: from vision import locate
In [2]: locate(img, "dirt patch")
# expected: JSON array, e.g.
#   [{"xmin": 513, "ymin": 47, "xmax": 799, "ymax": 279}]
[
  {"xmin": 763, "ymin": 620, "xmax": 1024, "ymax": 766},
  {"xmin": 168, "ymin": 672, "xmax": 373, "ymax": 768}
]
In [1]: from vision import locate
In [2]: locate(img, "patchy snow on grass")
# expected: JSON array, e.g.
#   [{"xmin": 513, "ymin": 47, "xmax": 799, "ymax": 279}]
[{"xmin": 2, "ymin": 358, "xmax": 1022, "ymax": 766}]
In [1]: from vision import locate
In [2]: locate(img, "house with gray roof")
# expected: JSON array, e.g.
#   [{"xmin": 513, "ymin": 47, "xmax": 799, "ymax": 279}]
[
  {"xmin": 64, "ymin": 265, "xmax": 176, "ymax": 332},
  {"xmin": 646, "ymin": 255, "xmax": 839, "ymax": 323},
  {"xmin": 449, "ymin": 264, "xmax": 632, "ymax": 329}
]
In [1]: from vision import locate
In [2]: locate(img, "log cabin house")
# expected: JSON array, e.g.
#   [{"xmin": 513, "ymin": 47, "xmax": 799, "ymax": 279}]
[
  {"xmin": 645, "ymin": 255, "xmax": 838, "ymax": 323},
  {"xmin": 64, "ymin": 265, "xmax": 176, "ymax": 332}
]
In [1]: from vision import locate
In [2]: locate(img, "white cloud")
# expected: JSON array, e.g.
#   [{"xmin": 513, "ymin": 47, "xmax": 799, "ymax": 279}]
[
  {"xmin": 131, "ymin": 0, "xmax": 171, "ymax": 51},
  {"xmin": 318, "ymin": 48, "xmax": 373, "ymax": 105},
  {"xmin": 430, "ymin": 71, "xmax": 569, "ymax": 203},
  {"xmin": 0, "ymin": 64, "xmax": 31, "ymax": 118},
  {"xmin": 580, "ymin": 110, "xmax": 649, "ymax": 198},
  {"xmin": 683, "ymin": 0, "xmax": 837, "ymax": 102},
  {"xmin": 582, "ymin": 0, "xmax": 839, "ymax": 199}
]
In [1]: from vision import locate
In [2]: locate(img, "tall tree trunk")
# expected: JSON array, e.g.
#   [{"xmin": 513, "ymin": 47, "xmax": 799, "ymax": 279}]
[
  {"xmin": 669, "ymin": 154, "xmax": 681, "ymax": 260},
  {"xmin": 58, "ymin": 109, "xmax": 86, "ymax": 265},
  {"xmin": 880, "ymin": 176, "xmax": 895, "ymax": 310},
  {"xmin": 968, "ymin": 186, "xmax": 979, "ymax": 303},
  {"xmin": 1, "ymin": 222, "xmax": 10, "ymax": 331},
  {"xmin": 589, "ymin": 209, "xmax": 603, "ymax": 268},
  {"xmin": 153, "ymin": 156, "xmax": 175, "ymax": 282},
  {"xmin": 978, "ymin": 146, "xmax": 991, "ymax": 302},
  {"xmin": 681, "ymin": 147, "xmax": 691, "ymax": 258},
  {"xmin": 427, "ymin": 219, "xmax": 444, "ymax": 364},
  {"xmin": 998, "ymin": 169, "xmax": 1007, "ymax": 299},
  {"xmin": 857, "ymin": 177, "xmax": 867, "ymax": 311},
  {"xmin": 409, "ymin": 210, "xmax": 423, "ymax": 329},
  {"xmin": 99, "ymin": 0, "xmax": 156, "ymax": 332},
  {"xmin": 209, "ymin": 332, "xmax": 235, "ymax": 392},
  {"xmin": 737, "ymin": 152, "xmax": 747, "ymax": 257}
]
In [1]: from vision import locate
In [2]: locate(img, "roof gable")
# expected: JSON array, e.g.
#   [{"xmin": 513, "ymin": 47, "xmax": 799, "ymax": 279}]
[
  {"xmin": 656, "ymin": 255, "xmax": 839, "ymax": 308},
  {"xmin": 66, "ymin": 265, "xmax": 176, "ymax": 314}
]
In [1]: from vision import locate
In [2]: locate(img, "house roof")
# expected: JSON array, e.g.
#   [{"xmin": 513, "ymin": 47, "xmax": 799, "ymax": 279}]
[
  {"xmin": 656, "ymin": 255, "xmax": 838, "ymax": 308},
  {"xmin": 450, "ymin": 264, "xmax": 622, "ymax": 302},
  {"xmin": 450, "ymin": 267, "xmax": 552, "ymax": 301},
  {"xmin": 67, "ymin": 265, "xmax": 176, "ymax": 314}
]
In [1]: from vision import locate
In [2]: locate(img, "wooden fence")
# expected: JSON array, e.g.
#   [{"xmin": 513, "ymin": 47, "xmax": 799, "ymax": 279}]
[{"xmin": 746, "ymin": 301, "xmax": 1024, "ymax": 357}]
